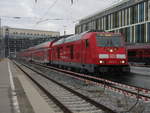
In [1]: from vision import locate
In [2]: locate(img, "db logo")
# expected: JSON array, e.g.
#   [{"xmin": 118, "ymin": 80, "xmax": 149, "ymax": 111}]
[{"xmin": 109, "ymin": 54, "xmax": 116, "ymax": 58}]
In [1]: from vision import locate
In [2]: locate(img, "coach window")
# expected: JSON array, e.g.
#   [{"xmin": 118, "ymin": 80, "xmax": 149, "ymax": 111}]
[{"xmin": 85, "ymin": 39, "xmax": 89, "ymax": 48}]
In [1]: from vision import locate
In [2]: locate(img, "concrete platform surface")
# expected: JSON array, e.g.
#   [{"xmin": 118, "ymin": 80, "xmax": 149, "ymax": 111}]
[
  {"xmin": 131, "ymin": 66, "xmax": 150, "ymax": 76},
  {"xmin": 11, "ymin": 61, "xmax": 55, "ymax": 113},
  {"xmin": 0, "ymin": 59, "xmax": 12, "ymax": 113},
  {"xmin": 0, "ymin": 59, "xmax": 56, "ymax": 113}
]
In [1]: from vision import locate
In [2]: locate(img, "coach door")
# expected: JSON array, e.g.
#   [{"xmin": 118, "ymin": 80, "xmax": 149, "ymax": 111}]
[
  {"xmin": 84, "ymin": 39, "xmax": 90, "ymax": 63},
  {"xmin": 44, "ymin": 49, "xmax": 49, "ymax": 63},
  {"xmin": 81, "ymin": 39, "xmax": 90, "ymax": 64},
  {"xmin": 66, "ymin": 45, "xmax": 74, "ymax": 61}
]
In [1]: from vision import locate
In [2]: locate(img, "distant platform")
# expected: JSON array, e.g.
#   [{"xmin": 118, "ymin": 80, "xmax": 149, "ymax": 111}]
[{"xmin": 131, "ymin": 66, "xmax": 150, "ymax": 76}]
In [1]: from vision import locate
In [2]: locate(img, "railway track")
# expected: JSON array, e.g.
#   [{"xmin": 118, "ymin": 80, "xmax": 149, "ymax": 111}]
[
  {"xmin": 26, "ymin": 61, "xmax": 150, "ymax": 103},
  {"xmin": 13, "ymin": 61, "xmax": 116, "ymax": 113}
]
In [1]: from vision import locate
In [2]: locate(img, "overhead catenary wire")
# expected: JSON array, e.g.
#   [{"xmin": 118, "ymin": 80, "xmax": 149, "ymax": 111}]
[
  {"xmin": 34, "ymin": 0, "xmax": 59, "ymax": 26},
  {"xmin": 41, "ymin": 0, "xmax": 59, "ymax": 19},
  {"xmin": 34, "ymin": 0, "xmax": 123, "ymax": 25},
  {"xmin": 33, "ymin": 0, "xmax": 79, "ymax": 27},
  {"xmin": 32, "ymin": 0, "xmax": 123, "ymax": 32},
  {"xmin": 35, "ymin": 0, "xmax": 74, "ymax": 4}
]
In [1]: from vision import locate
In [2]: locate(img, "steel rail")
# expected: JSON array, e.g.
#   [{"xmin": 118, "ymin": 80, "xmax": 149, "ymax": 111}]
[
  {"xmin": 30, "ymin": 62, "xmax": 150, "ymax": 101},
  {"xmin": 13, "ymin": 61, "xmax": 116, "ymax": 113},
  {"xmin": 14, "ymin": 61, "xmax": 73, "ymax": 113}
]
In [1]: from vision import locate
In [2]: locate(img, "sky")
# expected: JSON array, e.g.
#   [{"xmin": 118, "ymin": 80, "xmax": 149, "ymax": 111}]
[{"xmin": 0, "ymin": 0, "xmax": 123, "ymax": 35}]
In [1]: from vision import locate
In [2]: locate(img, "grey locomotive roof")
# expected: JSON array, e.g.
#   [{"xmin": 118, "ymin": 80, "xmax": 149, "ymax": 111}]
[{"xmin": 53, "ymin": 31, "xmax": 89, "ymax": 46}]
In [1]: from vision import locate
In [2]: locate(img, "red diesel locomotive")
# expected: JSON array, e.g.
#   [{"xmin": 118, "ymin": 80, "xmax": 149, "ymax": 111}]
[
  {"xmin": 51, "ymin": 31, "xmax": 130, "ymax": 73},
  {"xmin": 17, "ymin": 31, "xmax": 130, "ymax": 73}
]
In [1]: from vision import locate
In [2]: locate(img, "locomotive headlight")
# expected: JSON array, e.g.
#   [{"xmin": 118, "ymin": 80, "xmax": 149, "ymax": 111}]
[
  {"xmin": 99, "ymin": 54, "xmax": 109, "ymax": 59},
  {"xmin": 121, "ymin": 60, "xmax": 125, "ymax": 64},
  {"xmin": 116, "ymin": 54, "xmax": 126, "ymax": 59},
  {"xmin": 100, "ymin": 60, "xmax": 104, "ymax": 64},
  {"xmin": 110, "ymin": 49, "xmax": 113, "ymax": 52}
]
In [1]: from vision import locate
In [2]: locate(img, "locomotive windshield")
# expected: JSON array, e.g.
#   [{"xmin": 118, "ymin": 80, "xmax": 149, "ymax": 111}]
[{"xmin": 96, "ymin": 35, "xmax": 122, "ymax": 47}]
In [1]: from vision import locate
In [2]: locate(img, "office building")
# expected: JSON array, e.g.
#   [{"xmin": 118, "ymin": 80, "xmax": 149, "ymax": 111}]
[
  {"xmin": 1, "ymin": 26, "xmax": 60, "ymax": 57},
  {"xmin": 75, "ymin": 0, "xmax": 150, "ymax": 44}
]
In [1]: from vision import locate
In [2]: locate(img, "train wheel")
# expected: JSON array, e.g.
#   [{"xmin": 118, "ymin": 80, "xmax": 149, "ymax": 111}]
[
  {"xmin": 123, "ymin": 66, "xmax": 130, "ymax": 73},
  {"xmin": 74, "ymin": 68, "xmax": 80, "ymax": 73},
  {"xmin": 80, "ymin": 69, "xmax": 87, "ymax": 74},
  {"xmin": 67, "ymin": 67, "xmax": 72, "ymax": 71},
  {"xmin": 61, "ymin": 65, "xmax": 65, "ymax": 69}
]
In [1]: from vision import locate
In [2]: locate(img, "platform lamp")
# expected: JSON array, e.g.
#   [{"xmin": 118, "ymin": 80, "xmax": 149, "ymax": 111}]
[{"xmin": 35, "ymin": 0, "xmax": 74, "ymax": 4}]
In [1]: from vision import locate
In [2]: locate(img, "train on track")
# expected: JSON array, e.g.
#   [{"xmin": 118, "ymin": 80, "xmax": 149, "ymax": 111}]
[
  {"xmin": 17, "ymin": 31, "xmax": 130, "ymax": 73},
  {"xmin": 127, "ymin": 44, "xmax": 150, "ymax": 65}
]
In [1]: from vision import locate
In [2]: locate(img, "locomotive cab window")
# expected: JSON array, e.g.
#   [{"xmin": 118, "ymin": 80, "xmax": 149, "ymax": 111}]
[
  {"xmin": 96, "ymin": 34, "xmax": 122, "ymax": 47},
  {"xmin": 85, "ymin": 39, "xmax": 89, "ymax": 48}
]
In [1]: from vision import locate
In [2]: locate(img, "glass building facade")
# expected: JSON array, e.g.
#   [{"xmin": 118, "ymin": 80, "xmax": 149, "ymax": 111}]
[{"xmin": 75, "ymin": 0, "xmax": 150, "ymax": 44}]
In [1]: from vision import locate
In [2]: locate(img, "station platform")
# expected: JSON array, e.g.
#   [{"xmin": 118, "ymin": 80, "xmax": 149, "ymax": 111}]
[
  {"xmin": 131, "ymin": 66, "xmax": 150, "ymax": 76},
  {"xmin": 0, "ymin": 59, "xmax": 55, "ymax": 113},
  {"xmin": 0, "ymin": 59, "xmax": 13, "ymax": 113}
]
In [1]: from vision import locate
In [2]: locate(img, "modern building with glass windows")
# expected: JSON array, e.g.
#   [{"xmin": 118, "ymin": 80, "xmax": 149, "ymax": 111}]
[
  {"xmin": 75, "ymin": 0, "xmax": 150, "ymax": 44},
  {"xmin": 1, "ymin": 26, "xmax": 60, "ymax": 57}
]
